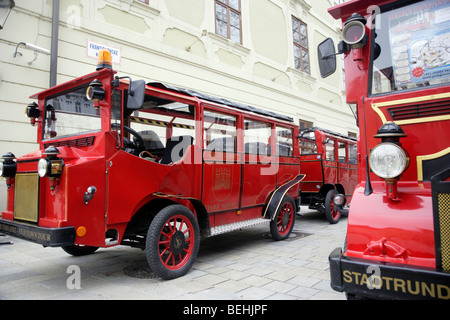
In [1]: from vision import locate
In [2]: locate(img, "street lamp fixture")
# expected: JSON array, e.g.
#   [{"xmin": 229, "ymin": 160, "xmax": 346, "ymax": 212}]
[{"xmin": 0, "ymin": 0, "xmax": 15, "ymax": 30}]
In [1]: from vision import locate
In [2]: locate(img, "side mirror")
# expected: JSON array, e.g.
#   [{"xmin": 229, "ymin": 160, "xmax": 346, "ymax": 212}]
[
  {"xmin": 127, "ymin": 79, "xmax": 146, "ymax": 111},
  {"xmin": 318, "ymin": 38, "xmax": 337, "ymax": 78}
]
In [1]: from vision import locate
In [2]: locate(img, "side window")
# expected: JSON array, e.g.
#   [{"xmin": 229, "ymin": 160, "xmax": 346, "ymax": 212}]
[
  {"xmin": 300, "ymin": 131, "xmax": 317, "ymax": 154},
  {"xmin": 129, "ymin": 99, "xmax": 195, "ymax": 153},
  {"xmin": 172, "ymin": 117, "xmax": 195, "ymax": 140},
  {"xmin": 276, "ymin": 126, "xmax": 293, "ymax": 156},
  {"xmin": 244, "ymin": 119, "xmax": 272, "ymax": 156},
  {"xmin": 325, "ymin": 139, "xmax": 335, "ymax": 161},
  {"xmin": 349, "ymin": 143, "xmax": 357, "ymax": 164},
  {"xmin": 338, "ymin": 142, "xmax": 347, "ymax": 163},
  {"xmin": 204, "ymin": 109, "xmax": 237, "ymax": 153}
]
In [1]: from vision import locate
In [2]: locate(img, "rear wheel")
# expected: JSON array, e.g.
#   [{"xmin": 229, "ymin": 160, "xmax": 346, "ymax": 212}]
[
  {"xmin": 270, "ymin": 196, "xmax": 296, "ymax": 241},
  {"xmin": 145, "ymin": 205, "xmax": 200, "ymax": 280},
  {"xmin": 325, "ymin": 189, "xmax": 341, "ymax": 224}
]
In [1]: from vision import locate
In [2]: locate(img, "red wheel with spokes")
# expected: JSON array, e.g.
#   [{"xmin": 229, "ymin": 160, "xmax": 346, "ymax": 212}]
[
  {"xmin": 146, "ymin": 205, "xmax": 200, "ymax": 280},
  {"xmin": 270, "ymin": 196, "xmax": 296, "ymax": 241},
  {"xmin": 325, "ymin": 189, "xmax": 341, "ymax": 224}
]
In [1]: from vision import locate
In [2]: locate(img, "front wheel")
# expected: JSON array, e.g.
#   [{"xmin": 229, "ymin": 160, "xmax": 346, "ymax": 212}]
[
  {"xmin": 62, "ymin": 244, "xmax": 99, "ymax": 256},
  {"xmin": 270, "ymin": 196, "xmax": 296, "ymax": 241},
  {"xmin": 325, "ymin": 189, "xmax": 341, "ymax": 224},
  {"xmin": 145, "ymin": 205, "xmax": 200, "ymax": 280}
]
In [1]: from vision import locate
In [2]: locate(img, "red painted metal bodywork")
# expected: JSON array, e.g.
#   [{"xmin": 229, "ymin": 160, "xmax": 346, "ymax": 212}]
[
  {"xmin": 1, "ymin": 67, "xmax": 301, "ymax": 249},
  {"xmin": 299, "ymin": 128, "xmax": 358, "ymax": 208},
  {"xmin": 328, "ymin": 0, "xmax": 450, "ymax": 270}
]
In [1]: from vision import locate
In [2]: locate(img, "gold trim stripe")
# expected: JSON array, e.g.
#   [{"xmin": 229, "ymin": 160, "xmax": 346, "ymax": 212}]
[
  {"xmin": 371, "ymin": 92, "xmax": 450, "ymax": 126},
  {"xmin": 417, "ymin": 147, "xmax": 450, "ymax": 181}
]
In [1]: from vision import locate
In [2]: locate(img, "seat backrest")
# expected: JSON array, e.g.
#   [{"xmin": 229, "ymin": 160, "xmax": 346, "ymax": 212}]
[
  {"xmin": 138, "ymin": 130, "xmax": 164, "ymax": 150},
  {"xmin": 160, "ymin": 135, "xmax": 194, "ymax": 164}
]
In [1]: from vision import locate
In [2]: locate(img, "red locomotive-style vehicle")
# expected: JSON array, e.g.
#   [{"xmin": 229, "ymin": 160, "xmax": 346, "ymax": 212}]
[
  {"xmin": 0, "ymin": 50, "xmax": 304, "ymax": 279},
  {"xmin": 299, "ymin": 127, "xmax": 357, "ymax": 223},
  {"xmin": 319, "ymin": 0, "xmax": 450, "ymax": 299}
]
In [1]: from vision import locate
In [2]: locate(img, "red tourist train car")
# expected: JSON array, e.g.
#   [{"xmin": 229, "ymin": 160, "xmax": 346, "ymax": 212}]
[
  {"xmin": 299, "ymin": 127, "xmax": 357, "ymax": 223},
  {"xmin": 319, "ymin": 0, "xmax": 450, "ymax": 299},
  {"xmin": 0, "ymin": 50, "xmax": 305, "ymax": 279}
]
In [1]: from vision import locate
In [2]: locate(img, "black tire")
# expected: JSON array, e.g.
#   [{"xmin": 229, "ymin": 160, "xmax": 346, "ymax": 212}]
[
  {"xmin": 270, "ymin": 196, "xmax": 296, "ymax": 241},
  {"xmin": 145, "ymin": 205, "xmax": 200, "ymax": 280},
  {"xmin": 62, "ymin": 244, "xmax": 99, "ymax": 256},
  {"xmin": 325, "ymin": 189, "xmax": 341, "ymax": 224}
]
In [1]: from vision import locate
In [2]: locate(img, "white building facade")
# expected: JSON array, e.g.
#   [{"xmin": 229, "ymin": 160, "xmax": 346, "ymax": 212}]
[{"xmin": 0, "ymin": 0, "xmax": 356, "ymax": 209}]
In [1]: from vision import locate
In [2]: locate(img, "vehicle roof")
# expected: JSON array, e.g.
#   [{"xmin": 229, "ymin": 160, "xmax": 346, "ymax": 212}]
[
  {"xmin": 328, "ymin": 0, "xmax": 396, "ymax": 20},
  {"xmin": 148, "ymin": 83, "xmax": 294, "ymax": 123}
]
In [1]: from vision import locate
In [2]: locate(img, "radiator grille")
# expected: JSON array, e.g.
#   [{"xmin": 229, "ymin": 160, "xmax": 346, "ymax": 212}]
[
  {"xmin": 387, "ymin": 100, "xmax": 450, "ymax": 121},
  {"xmin": 14, "ymin": 173, "xmax": 39, "ymax": 223},
  {"xmin": 44, "ymin": 136, "xmax": 95, "ymax": 149}
]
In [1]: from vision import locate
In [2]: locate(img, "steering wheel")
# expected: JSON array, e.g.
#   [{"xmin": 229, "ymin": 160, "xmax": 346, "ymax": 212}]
[{"xmin": 123, "ymin": 126, "xmax": 145, "ymax": 156}]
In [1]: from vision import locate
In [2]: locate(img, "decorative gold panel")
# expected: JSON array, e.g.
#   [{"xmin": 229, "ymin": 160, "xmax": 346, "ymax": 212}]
[
  {"xmin": 438, "ymin": 193, "xmax": 450, "ymax": 272},
  {"xmin": 14, "ymin": 173, "xmax": 39, "ymax": 223}
]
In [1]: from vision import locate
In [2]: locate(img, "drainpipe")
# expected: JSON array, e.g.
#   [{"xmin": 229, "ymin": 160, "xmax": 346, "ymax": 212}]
[{"xmin": 50, "ymin": 0, "xmax": 59, "ymax": 88}]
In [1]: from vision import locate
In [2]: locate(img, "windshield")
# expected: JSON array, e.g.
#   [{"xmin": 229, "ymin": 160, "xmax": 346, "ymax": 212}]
[
  {"xmin": 371, "ymin": 0, "xmax": 450, "ymax": 95},
  {"xmin": 43, "ymin": 85, "xmax": 101, "ymax": 140}
]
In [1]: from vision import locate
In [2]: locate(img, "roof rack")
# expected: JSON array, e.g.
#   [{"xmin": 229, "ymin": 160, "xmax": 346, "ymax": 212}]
[{"xmin": 148, "ymin": 82, "xmax": 294, "ymax": 123}]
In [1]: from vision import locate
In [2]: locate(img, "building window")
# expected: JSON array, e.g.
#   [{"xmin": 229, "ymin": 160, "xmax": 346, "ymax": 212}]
[
  {"xmin": 215, "ymin": 0, "xmax": 242, "ymax": 44},
  {"xmin": 299, "ymin": 119, "xmax": 313, "ymax": 131},
  {"xmin": 136, "ymin": 0, "xmax": 149, "ymax": 4},
  {"xmin": 292, "ymin": 16, "xmax": 310, "ymax": 74}
]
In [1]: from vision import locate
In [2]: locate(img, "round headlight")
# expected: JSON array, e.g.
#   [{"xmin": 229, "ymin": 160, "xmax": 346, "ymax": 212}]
[
  {"xmin": 38, "ymin": 158, "xmax": 49, "ymax": 178},
  {"xmin": 343, "ymin": 21, "xmax": 366, "ymax": 45},
  {"xmin": 0, "ymin": 162, "xmax": 3, "ymax": 177},
  {"xmin": 369, "ymin": 143, "xmax": 408, "ymax": 179}
]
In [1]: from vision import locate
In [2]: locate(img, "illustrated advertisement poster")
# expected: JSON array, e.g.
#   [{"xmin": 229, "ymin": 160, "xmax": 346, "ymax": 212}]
[{"xmin": 388, "ymin": 0, "xmax": 450, "ymax": 88}]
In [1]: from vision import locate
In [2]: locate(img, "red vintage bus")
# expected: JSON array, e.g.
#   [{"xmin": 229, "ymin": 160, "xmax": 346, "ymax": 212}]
[
  {"xmin": 320, "ymin": 0, "xmax": 450, "ymax": 299},
  {"xmin": 0, "ymin": 50, "xmax": 304, "ymax": 279},
  {"xmin": 299, "ymin": 127, "xmax": 357, "ymax": 224}
]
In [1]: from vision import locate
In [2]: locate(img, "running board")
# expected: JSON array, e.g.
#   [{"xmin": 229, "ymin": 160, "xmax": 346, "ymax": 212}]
[{"xmin": 210, "ymin": 218, "xmax": 270, "ymax": 237}]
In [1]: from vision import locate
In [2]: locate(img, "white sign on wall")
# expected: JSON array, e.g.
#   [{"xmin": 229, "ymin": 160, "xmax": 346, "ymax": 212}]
[{"xmin": 87, "ymin": 41, "xmax": 121, "ymax": 65}]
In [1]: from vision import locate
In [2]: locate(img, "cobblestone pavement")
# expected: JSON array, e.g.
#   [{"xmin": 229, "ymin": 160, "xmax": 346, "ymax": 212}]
[{"xmin": 0, "ymin": 207, "xmax": 347, "ymax": 300}]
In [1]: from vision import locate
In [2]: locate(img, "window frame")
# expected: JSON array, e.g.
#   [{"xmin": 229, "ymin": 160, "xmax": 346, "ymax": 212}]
[
  {"xmin": 215, "ymin": 0, "xmax": 242, "ymax": 44},
  {"xmin": 292, "ymin": 16, "xmax": 310, "ymax": 74}
]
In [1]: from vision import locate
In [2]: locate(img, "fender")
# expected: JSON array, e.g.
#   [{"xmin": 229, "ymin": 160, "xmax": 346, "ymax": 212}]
[
  {"xmin": 263, "ymin": 174, "xmax": 305, "ymax": 220},
  {"xmin": 152, "ymin": 192, "xmax": 211, "ymax": 237}
]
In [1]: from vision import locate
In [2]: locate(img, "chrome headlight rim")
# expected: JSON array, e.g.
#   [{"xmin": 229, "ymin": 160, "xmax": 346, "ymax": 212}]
[
  {"xmin": 369, "ymin": 142, "xmax": 408, "ymax": 179},
  {"xmin": 0, "ymin": 162, "xmax": 3, "ymax": 177},
  {"xmin": 38, "ymin": 158, "xmax": 49, "ymax": 178}
]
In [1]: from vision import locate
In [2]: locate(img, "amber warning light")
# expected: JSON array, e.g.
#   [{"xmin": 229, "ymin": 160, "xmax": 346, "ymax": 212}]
[{"xmin": 96, "ymin": 48, "xmax": 113, "ymax": 71}]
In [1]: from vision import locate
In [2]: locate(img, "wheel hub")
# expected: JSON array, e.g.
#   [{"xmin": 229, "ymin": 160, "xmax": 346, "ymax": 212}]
[
  {"xmin": 170, "ymin": 230, "xmax": 186, "ymax": 255},
  {"xmin": 281, "ymin": 210, "xmax": 290, "ymax": 227}
]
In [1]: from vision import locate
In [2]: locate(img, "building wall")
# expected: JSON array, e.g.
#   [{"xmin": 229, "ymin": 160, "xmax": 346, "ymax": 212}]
[{"xmin": 0, "ymin": 0, "xmax": 355, "ymax": 210}]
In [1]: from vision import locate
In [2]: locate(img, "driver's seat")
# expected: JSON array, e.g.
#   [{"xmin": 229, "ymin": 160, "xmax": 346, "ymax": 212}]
[{"xmin": 160, "ymin": 135, "xmax": 194, "ymax": 164}]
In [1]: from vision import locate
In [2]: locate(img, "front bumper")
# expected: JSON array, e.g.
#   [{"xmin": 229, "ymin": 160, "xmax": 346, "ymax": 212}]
[
  {"xmin": 329, "ymin": 248, "xmax": 450, "ymax": 300},
  {"xmin": 0, "ymin": 219, "xmax": 75, "ymax": 247}
]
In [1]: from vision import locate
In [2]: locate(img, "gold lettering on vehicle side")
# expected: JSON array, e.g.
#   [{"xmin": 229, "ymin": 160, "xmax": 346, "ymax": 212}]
[
  {"xmin": 214, "ymin": 167, "xmax": 231, "ymax": 191},
  {"xmin": 342, "ymin": 269, "xmax": 450, "ymax": 299},
  {"xmin": 0, "ymin": 224, "xmax": 50, "ymax": 242},
  {"xmin": 211, "ymin": 165, "xmax": 233, "ymax": 202}
]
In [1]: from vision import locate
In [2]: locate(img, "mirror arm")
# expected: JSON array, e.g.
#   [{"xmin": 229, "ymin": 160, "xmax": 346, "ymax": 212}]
[
  {"xmin": 322, "ymin": 52, "xmax": 342, "ymax": 60},
  {"xmin": 112, "ymin": 76, "xmax": 134, "ymax": 95}
]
